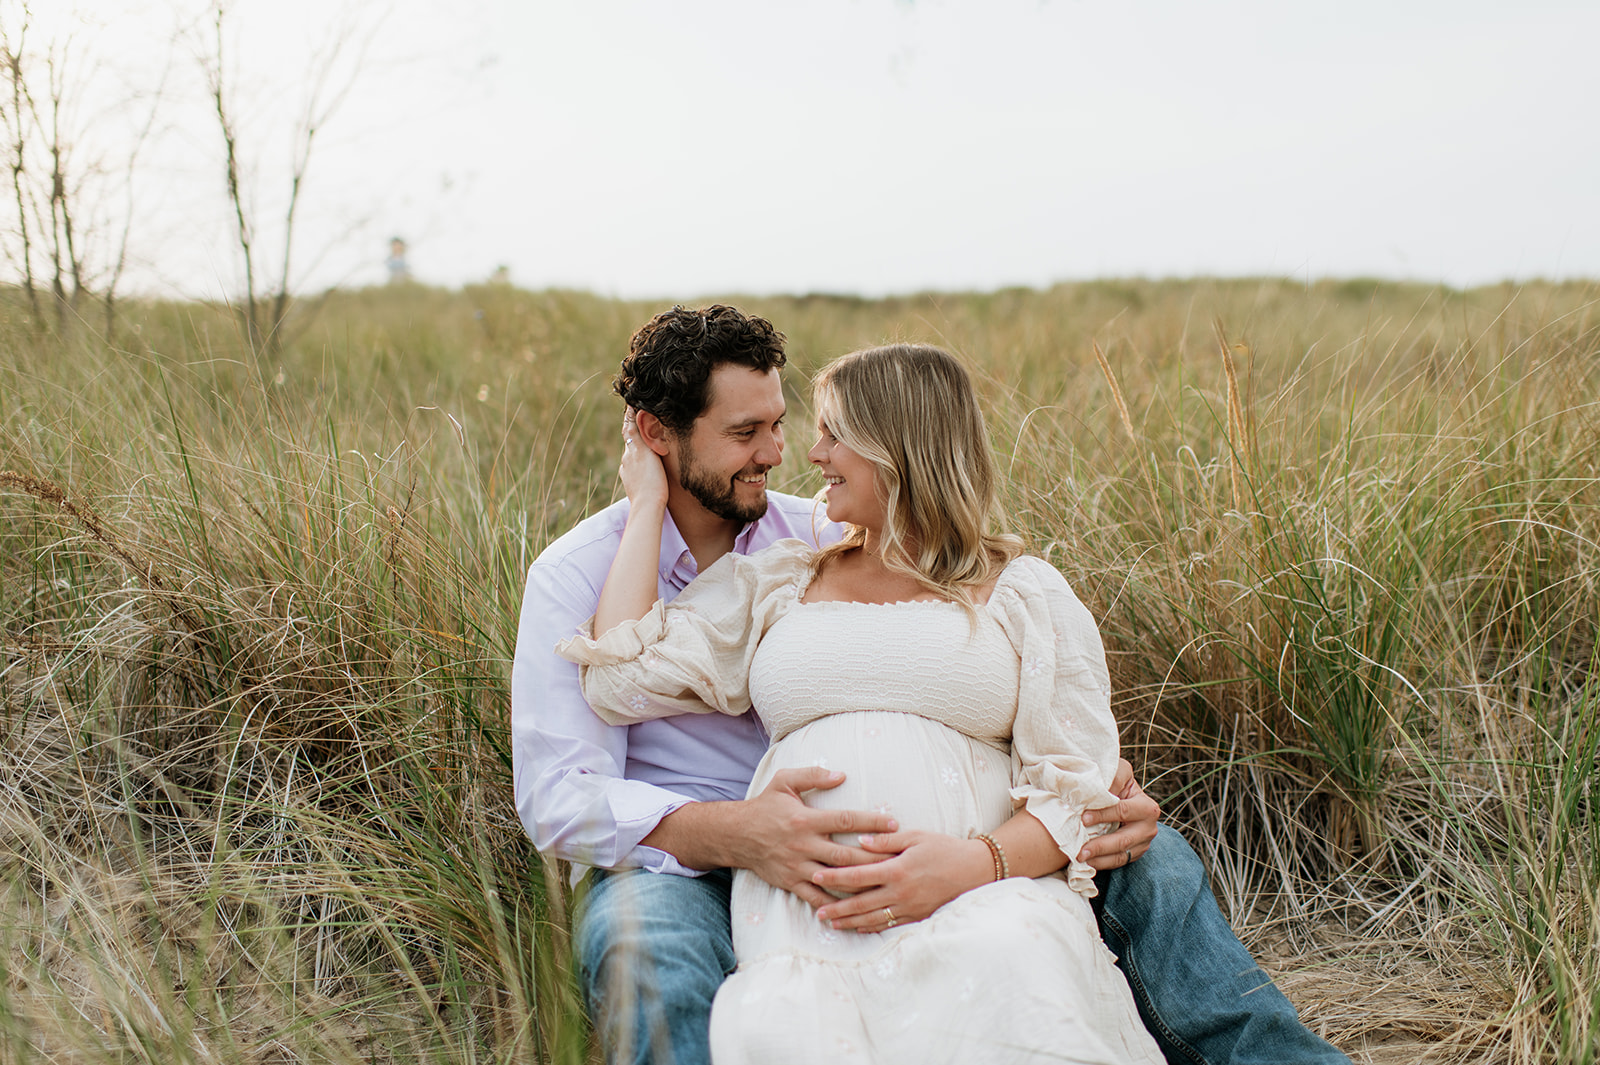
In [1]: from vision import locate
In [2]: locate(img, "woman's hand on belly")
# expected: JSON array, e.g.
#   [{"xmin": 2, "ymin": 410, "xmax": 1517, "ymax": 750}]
[{"xmin": 811, "ymin": 830, "xmax": 993, "ymax": 932}]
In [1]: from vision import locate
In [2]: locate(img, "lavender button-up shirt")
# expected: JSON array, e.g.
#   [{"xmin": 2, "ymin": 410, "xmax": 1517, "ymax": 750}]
[{"xmin": 511, "ymin": 491, "xmax": 841, "ymax": 878}]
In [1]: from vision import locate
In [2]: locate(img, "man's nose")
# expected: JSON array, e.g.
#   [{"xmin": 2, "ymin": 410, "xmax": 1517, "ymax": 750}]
[{"xmin": 755, "ymin": 430, "xmax": 783, "ymax": 468}]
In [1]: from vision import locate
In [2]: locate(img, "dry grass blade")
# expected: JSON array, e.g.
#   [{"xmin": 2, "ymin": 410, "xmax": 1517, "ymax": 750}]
[
  {"xmin": 0, "ymin": 469, "xmax": 168, "ymax": 590},
  {"xmin": 1091, "ymin": 338, "xmax": 1138, "ymax": 441},
  {"xmin": 1213, "ymin": 318, "xmax": 1251, "ymax": 513}
]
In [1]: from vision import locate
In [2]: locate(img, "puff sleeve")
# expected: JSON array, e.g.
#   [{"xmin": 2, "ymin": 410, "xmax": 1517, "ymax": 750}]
[
  {"xmin": 989, "ymin": 555, "xmax": 1122, "ymax": 898},
  {"xmin": 555, "ymin": 539, "xmax": 813, "ymax": 726}
]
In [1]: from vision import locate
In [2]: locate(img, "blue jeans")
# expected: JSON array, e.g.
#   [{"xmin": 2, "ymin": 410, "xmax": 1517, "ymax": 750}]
[
  {"xmin": 575, "ymin": 828, "xmax": 1349, "ymax": 1065},
  {"xmin": 1093, "ymin": 826, "xmax": 1349, "ymax": 1065},
  {"xmin": 575, "ymin": 867, "xmax": 735, "ymax": 1065}
]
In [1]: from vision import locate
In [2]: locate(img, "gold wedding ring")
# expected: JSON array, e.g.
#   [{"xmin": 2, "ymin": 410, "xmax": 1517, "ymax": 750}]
[{"xmin": 883, "ymin": 907, "xmax": 898, "ymax": 928}]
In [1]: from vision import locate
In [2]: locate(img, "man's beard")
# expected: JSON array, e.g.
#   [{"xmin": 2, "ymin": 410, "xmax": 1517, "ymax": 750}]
[{"xmin": 678, "ymin": 442, "xmax": 770, "ymax": 525}]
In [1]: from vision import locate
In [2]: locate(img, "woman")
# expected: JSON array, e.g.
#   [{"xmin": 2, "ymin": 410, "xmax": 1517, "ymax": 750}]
[{"xmin": 558, "ymin": 345, "xmax": 1162, "ymax": 1064}]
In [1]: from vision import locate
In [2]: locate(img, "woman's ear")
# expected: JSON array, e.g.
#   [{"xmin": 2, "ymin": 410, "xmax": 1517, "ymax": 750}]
[{"xmin": 632, "ymin": 408, "xmax": 673, "ymax": 457}]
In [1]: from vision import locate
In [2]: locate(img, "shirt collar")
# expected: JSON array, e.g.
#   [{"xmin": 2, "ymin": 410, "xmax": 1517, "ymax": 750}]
[
  {"xmin": 657, "ymin": 502, "xmax": 763, "ymax": 592},
  {"xmin": 732, "ymin": 515, "xmax": 762, "ymax": 554},
  {"xmin": 657, "ymin": 506, "xmax": 695, "ymax": 591}
]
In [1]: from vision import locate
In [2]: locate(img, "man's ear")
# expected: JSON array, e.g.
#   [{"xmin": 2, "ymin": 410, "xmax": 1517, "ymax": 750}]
[{"xmin": 632, "ymin": 408, "xmax": 674, "ymax": 457}]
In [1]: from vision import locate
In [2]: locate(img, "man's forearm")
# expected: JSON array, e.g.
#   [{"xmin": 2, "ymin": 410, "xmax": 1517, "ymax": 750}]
[
  {"xmin": 637, "ymin": 767, "xmax": 898, "ymax": 909},
  {"xmin": 639, "ymin": 800, "xmax": 744, "ymax": 871}
]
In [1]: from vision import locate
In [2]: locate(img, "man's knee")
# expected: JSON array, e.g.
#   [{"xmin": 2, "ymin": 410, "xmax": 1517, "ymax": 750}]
[
  {"xmin": 574, "ymin": 870, "xmax": 735, "ymax": 1062},
  {"xmin": 1104, "ymin": 824, "xmax": 1212, "ymax": 914},
  {"xmin": 579, "ymin": 908, "xmax": 728, "ymax": 1002}
]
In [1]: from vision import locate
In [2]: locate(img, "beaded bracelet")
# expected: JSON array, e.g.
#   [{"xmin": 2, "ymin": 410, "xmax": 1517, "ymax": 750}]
[{"xmin": 974, "ymin": 832, "xmax": 1009, "ymax": 881}]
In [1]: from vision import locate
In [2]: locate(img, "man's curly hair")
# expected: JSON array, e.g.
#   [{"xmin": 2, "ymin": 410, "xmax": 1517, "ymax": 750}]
[{"xmin": 613, "ymin": 305, "xmax": 787, "ymax": 435}]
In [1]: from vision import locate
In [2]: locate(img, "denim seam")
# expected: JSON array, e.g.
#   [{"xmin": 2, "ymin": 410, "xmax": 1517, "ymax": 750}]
[{"xmin": 1102, "ymin": 909, "xmax": 1210, "ymax": 1065}]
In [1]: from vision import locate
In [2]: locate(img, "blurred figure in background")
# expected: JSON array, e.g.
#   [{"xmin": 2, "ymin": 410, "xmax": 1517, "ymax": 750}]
[{"xmin": 385, "ymin": 237, "xmax": 411, "ymax": 284}]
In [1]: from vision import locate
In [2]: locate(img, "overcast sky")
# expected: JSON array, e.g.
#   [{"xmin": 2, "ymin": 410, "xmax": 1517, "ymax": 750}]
[{"xmin": 14, "ymin": 0, "xmax": 1600, "ymax": 299}]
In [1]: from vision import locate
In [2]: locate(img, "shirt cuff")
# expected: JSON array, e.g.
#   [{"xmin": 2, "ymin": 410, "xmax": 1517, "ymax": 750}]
[
  {"xmin": 612, "ymin": 793, "xmax": 706, "ymax": 877},
  {"xmin": 630, "ymin": 843, "xmax": 709, "ymax": 878}
]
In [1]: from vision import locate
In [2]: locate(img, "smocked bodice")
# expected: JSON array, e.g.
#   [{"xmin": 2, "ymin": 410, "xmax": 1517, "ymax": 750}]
[{"xmin": 748, "ymin": 601, "xmax": 1019, "ymax": 746}]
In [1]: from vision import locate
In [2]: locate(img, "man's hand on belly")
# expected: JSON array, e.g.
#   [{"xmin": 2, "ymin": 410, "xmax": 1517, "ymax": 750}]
[{"xmin": 640, "ymin": 767, "xmax": 898, "ymax": 909}]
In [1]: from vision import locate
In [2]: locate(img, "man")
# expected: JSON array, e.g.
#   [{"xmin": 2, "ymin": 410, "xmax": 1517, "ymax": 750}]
[{"xmin": 511, "ymin": 304, "xmax": 1347, "ymax": 1065}]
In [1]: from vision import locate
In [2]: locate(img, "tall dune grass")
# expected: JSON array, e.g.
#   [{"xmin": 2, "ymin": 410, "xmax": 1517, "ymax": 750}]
[{"xmin": 2, "ymin": 279, "xmax": 1596, "ymax": 1063}]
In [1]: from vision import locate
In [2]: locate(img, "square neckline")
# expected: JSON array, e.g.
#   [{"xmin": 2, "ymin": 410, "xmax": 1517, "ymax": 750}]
[{"xmin": 793, "ymin": 554, "xmax": 1012, "ymax": 609}]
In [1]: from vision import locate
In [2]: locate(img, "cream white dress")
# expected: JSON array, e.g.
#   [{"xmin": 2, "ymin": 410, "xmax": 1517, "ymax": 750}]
[{"xmin": 558, "ymin": 540, "xmax": 1163, "ymax": 1065}]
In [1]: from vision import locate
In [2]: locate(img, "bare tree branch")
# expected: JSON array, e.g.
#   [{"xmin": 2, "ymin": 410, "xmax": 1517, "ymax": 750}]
[
  {"xmin": 43, "ymin": 33, "xmax": 87, "ymax": 328},
  {"xmin": 203, "ymin": 0, "xmax": 377, "ymax": 356},
  {"xmin": 103, "ymin": 53, "xmax": 170, "ymax": 340},
  {"xmin": 2, "ymin": 8, "xmax": 39, "ymax": 318},
  {"xmin": 205, "ymin": 0, "xmax": 262, "ymax": 351}
]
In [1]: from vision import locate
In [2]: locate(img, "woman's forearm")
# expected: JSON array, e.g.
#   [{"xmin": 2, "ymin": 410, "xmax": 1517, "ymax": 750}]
[
  {"xmin": 593, "ymin": 498, "xmax": 667, "ymax": 635},
  {"xmin": 929, "ymin": 810, "xmax": 1071, "ymax": 900},
  {"xmin": 984, "ymin": 809, "xmax": 1070, "ymax": 880}
]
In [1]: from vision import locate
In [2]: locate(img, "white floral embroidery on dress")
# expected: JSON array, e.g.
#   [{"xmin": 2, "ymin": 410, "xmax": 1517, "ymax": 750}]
[
  {"xmin": 1023, "ymin": 656, "xmax": 1047, "ymax": 677},
  {"xmin": 874, "ymin": 955, "xmax": 898, "ymax": 979},
  {"xmin": 744, "ymin": 911, "xmax": 765, "ymax": 925},
  {"xmin": 627, "ymin": 693, "xmax": 650, "ymax": 712},
  {"xmin": 975, "ymin": 757, "xmax": 988, "ymax": 772},
  {"xmin": 813, "ymin": 756, "xmax": 830, "ymax": 770},
  {"xmin": 641, "ymin": 649, "xmax": 659, "ymax": 667},
  {"xmin": 865, "ymin": 726, "xmax": 880, "ymax": 738},
  {"xmin": 740, "ymin": 988, "xmax": 764, "ymax": 1006},
  {"xmin": 873, "ymin": 802, "xmax": 893, "ymax": 815},
  {"xmin": 817, "ymin": 925, "xmax": 839, "ymax": 944},
  {"xmin": 940, "ymin": 766, "xmax": 960, "ymax": 788}
]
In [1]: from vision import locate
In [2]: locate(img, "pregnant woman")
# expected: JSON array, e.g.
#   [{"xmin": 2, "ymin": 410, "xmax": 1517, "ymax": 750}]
[{"xmin": 559, "ymin": 344, "xmax": 1162, "ymax": 1064}]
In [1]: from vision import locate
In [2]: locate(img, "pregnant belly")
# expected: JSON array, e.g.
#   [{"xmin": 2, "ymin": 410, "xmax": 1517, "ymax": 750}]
[{"xmin": 749, "ymin": 709, "xmax": 1014, "ymax": 843}]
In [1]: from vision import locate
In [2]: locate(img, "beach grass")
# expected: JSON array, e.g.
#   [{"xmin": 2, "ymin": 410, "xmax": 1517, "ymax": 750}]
[{"xmin": 1, "ymin": 278, "xmax": 1596, "ymax": 1063}]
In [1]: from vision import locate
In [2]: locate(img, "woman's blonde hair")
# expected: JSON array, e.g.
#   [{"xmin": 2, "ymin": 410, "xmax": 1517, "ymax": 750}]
[{"xmin": 811, "ymin": 344, "xmax": 1023, "ymax": 603}]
